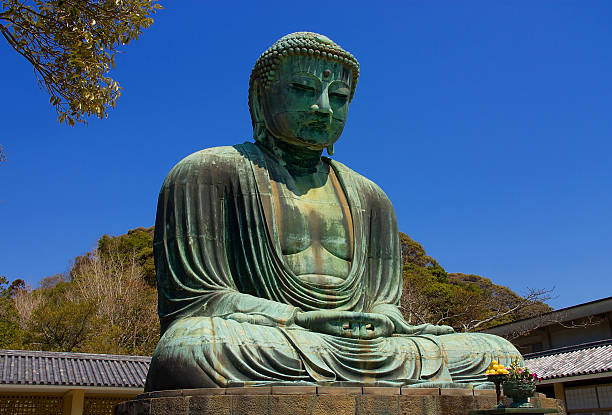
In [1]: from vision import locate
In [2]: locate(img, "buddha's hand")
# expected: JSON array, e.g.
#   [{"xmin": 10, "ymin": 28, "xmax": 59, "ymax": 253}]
[
  {"xmin": 392, "ymin": 320, "xmax": 455, "ymax": 336},
  {"xmin": 294, "ymin": 311, "xmax": 394, "ymax": 339}
]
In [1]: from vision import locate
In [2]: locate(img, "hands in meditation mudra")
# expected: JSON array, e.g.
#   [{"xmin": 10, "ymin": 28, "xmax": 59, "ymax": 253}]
[{"xmin": 145, "ymin": 32, "xmax": 521, "ymax": 391}]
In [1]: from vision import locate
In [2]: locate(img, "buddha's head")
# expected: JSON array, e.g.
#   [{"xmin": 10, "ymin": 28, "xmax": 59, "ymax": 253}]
[{"xmin": 249, "ymin": 32, "xmax": 360, "ymax": 154}]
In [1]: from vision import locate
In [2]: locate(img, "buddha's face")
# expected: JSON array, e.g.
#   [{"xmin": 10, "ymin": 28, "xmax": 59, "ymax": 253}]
[{"xmin": 259, "ymin": 55, "xmax": 352, "ymax": 150}]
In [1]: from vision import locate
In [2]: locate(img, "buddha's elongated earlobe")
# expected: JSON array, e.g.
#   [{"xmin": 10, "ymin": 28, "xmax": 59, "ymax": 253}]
[
  {"xmin": 251, "ymin": 81, "xmax": 268, "ymax": 141},
  {"xmin": 255, "ymin": 121, "xmax": 266, "ymax": 141},
  {"xmin": 326, "ymin": 144, "xmax": 334, "ymax": 156}
]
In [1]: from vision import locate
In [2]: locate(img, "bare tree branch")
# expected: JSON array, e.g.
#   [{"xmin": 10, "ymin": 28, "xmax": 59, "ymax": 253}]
[
  {"xmin": 463, "ymin": 287, "xmax": 555, "ymax": 332},
  {"xmin": 502, "ymin": 310, "xmax": 605, "ymax": 341}
]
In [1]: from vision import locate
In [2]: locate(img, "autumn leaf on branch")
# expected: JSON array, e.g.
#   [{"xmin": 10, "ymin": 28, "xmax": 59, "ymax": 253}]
[{"xmin": 0, "ymin": 0, "xmax": 162, "ymax": 126}]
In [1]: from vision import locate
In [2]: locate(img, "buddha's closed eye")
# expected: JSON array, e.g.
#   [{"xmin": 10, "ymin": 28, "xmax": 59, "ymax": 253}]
[{"xmin": 291, "ymin": 82, "xmax": 315, "ymax": 92}]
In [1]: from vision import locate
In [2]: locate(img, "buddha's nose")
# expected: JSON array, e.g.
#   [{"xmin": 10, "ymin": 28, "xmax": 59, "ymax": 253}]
[{"xmin": 310, "ymin": 94, "xmax": 333, "ymax": 116}]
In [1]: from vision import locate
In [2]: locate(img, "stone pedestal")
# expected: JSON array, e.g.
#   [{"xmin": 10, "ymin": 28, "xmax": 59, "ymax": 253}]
[
  {"xmin": 114, "ymin": 387, "xmax": 566, "ymax": 415},
  {"xmin": 469, "ymin": 410, "xmax": 558, "ymax": 414}
]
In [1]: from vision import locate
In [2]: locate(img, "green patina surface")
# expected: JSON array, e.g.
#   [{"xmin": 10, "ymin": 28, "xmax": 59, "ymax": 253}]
[
  {"xmin": 469, "ymin": 410, "xmax": 558, "ymax": 414},
  {"xmin": 145, "ymin": 32, "xmax": 521, "ymax": 391}
]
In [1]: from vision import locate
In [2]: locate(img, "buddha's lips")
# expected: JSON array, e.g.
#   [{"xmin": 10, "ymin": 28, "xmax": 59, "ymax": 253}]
[{"xmin": 305, "ymin": 120, "xmax": 331, "ymax": 130}]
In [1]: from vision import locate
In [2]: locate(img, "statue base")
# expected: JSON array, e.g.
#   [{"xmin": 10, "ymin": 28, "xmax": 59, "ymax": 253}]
[
  {"xmin": 114, "ymin": 387, "xmax": 566, "ymax": 415},
  {"xmin": 469, "ymin": 410, "xmax": 559, "ymax": 414}
]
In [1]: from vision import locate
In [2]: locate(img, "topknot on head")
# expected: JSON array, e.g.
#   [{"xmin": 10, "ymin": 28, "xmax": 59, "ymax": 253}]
[
  {"xmin": 276, "ymin": 32, "xmax": 337, "ymax": 47},
  {"xmin": 248, "ymin": 32, "xmax": 360, "ymax": 126}
]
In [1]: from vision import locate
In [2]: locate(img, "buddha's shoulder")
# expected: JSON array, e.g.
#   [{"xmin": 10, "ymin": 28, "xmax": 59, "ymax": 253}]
[
  {"xmin": 164, "ymin": 143, "xmax": 258, "ymax": 179},
  {"xmin": 175, "ymin": 144, "xmax": 252, "ymax": 167},
  {"xmin": 164, "ymin": 143, "xmax": 257, "ymax": 187},
  {"xmin": 329, "ymin": 159, "xmax": 391, "ymax": 202}
]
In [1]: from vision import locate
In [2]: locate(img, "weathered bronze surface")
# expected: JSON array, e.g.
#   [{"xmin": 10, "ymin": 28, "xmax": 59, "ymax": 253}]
[
  {"xmin": 469, "ymin": 410, "xmax": 559, "ymax": 414},
  {"xmin": 114, "ymin": 388, "xmax": 565, "ymax": 415},
  {"xmin": 145, "ymin": 32, "xmax": 521, "ymax": 391}
]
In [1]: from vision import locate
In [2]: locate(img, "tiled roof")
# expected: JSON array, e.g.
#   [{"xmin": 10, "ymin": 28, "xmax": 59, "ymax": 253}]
[
  {"xmin": 0, "ymin": 349, "xmax": 151, "ymax": 388},
  {"xmin": 524, "ymin": 339, "xmax": 612, "ymax": 380}
]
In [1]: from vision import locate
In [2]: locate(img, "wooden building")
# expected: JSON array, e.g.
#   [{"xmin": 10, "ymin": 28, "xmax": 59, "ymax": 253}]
[
  {"xmin": 484, "ymin": 296, "xmax": 612, "ymax": 414},
  {"xmin": 0, "ymin": 349, "xmax": 149, "ymax": 415}
]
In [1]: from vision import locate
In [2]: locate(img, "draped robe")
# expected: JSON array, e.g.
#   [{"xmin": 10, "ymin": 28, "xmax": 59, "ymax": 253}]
[{"xmin": 144, "ymin": 142, "xmax": 520, "ymax": 391}]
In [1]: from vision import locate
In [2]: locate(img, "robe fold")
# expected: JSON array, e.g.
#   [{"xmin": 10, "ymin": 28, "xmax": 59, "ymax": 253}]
[{"xmin": 145, "ymin": 142, "xmax": 521, "ymax": 391}]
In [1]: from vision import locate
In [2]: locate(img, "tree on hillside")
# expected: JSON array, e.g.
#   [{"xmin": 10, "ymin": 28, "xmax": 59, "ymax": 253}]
[
  {"xmin": 0, "ymin": 276, "xmax": 25, "ymax": 348},
  {"xmin": 22, "ymin": 282, "xmax": 98, "ymax": 352},
  {"xmin": 445, "ymin": 273, "xmax": 553, "ymax": 332},
  {"xmin": 70, "ymin": 246, "xmax": 158, "ymax": 354},
  {"xmin": 398, "ymin": 232, "xmax": 554, "ymax": 332},
  {"xmin": 37, "ymin": 273, "xmax": 66, "ymax": 289},
  {"xmin": 0, "ymin": 0, "xmax": 161, "ymax": 126},
  {"xmin": 97, "ymin": 226, "xmax": 155, "ymax": 286},
  {"xmin": 11, "ymin": 238, "xmax": 158, "ymax": 354},
  {"xmin": 399, "ymin": 233, "xmax": 453, "ymax": 325}
]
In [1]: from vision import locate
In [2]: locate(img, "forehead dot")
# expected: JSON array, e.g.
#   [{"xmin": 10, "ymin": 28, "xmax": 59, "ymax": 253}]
[{"xmin": 323, "ymin": 69, "xmax": 331, "ymax": 78}]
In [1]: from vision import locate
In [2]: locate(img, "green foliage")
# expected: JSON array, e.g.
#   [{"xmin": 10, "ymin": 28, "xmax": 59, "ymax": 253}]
[
  {"xmin": 400, "ymin": 232, "xmax": 431, "ymax": 268},
  {"xmin": 1, "ymin": 227, "xmax": 158, "ymax": 355},
  {"xmin": 0, "ymin": 304, "xmax": 21, "ymax": 348},
  {"xmin": 79, "ymin": 283, "xmax": 157, "ymax": 355},
  {"xmin": 0, "ymin": 276, "xmax": 23, "ymax": 348},
  {"xmin": 0, "ymin": 0, "xmax": 161, "ymax": 125},
  {"xmin": 66, "ymin": 227, "xmax": 159, "ymax": 354},
  {"xmin": 97, "ymin": 226, "xmax": 155, "ymax": 286},
  {"xmin": 22, "ymin": 282, "xmax": 98, "ymax": 352},
  {"xmin": 399, "ymin": 233, "xmax": 552, "ymax": 332}
]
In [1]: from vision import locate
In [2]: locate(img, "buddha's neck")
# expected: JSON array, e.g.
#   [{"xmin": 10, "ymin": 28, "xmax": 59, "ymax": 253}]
[{"xmin": 258, "ymin": 135, "xmax": 324, "ymax": 174}]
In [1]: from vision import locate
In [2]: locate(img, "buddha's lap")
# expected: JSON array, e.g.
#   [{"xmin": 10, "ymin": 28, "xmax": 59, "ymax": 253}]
[
  {"xmin": 153, "ymin": 316, "xmax": 520, "ymax": 365},
  {"xmin": 146, "ymin": 316, "xmax": 521, "ymax": 389}
]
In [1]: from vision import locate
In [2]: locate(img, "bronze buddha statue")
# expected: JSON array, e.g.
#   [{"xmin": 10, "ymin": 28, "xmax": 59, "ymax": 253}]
[{"xmin": 145, "ymin": 32, "xmax": 521, "ymax": 391}]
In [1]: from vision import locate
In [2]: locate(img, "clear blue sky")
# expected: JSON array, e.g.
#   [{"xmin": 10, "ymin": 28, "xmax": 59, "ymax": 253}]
[{"xmin": 1, "ymin": 1, "xmax": 610, "ymax": 309}]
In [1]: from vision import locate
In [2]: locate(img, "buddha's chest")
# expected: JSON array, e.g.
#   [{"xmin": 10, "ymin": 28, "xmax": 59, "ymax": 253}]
[
  {"xmin": 274, "ymin": 191, "xmax": 351, "ymax": 258},
  {"xmin": 267, "ymin": 168, "xmax": 354, "ymax": 274}
]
